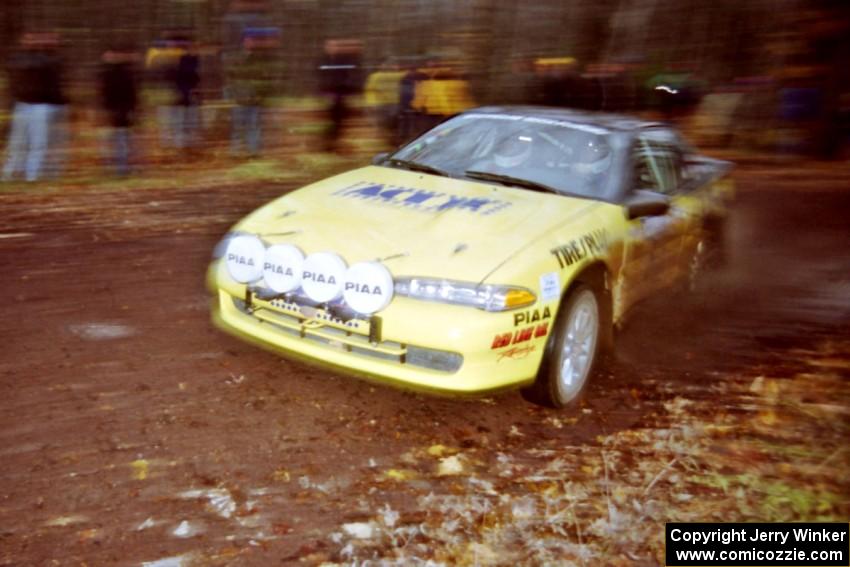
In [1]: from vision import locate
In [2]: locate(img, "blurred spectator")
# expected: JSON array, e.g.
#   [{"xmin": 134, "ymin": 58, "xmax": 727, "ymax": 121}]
[
  {"xmin": 792, "ymin": 5, "xmax": 850, "ymax": 159},
  {"xmin": 43, "ymin": 33, "xmax": 68, "ymax": 180},
  {"xmin": 145, "ymin": 36, "xmax": 186, "ymax": 150},
  {"xmin": 318, "ymin": 39, "xmax": 363, "ymax": 152},
  {"xmin": 223, "ymin": 0, "xmax": 270, "ymax": 52},
  {"xmin": 364, "ymin": 59, "xmax": 405, "ymax": 143},
  {"xmin": 225, "ymin": 28, "xmax": 279, "ymax": 156},
  {"xmin": 397, "ymin": 60, "xmax": 427, "ymax": 144},
  {"xmin": 775, "ymin": 62, "xmax": 823, "ymax": 155},
  {"xmin": 501, "ymin": 57, "xmax": 538, "ymax": 105},
  {"xmin": 579, "ymin": 62, "xmax": 640, "ymax": 112},
  {"xmin": 534, "ymin": 57, "xmax": 581, "ymax": 107},
  {"xmin": 409, "ymin": 61, "xmax": 474, "ymax": 131},
  {"xmin": 99, "ymin": 46, "xmax": 138, "ymax": 176},
  {"xmin": 690, "ymin": 76, "xmax": 775, "ymax": 149},
  {"xmin": 173, "ymin": 40, "xmax": 202, "ymax": 150},
  {"xmin": 396, "ymin": 59, "xmax": 474, "ymax": 144},
  {"xmin": 2, "ymin": 32, "xmax": 65, "ymax": 182}
]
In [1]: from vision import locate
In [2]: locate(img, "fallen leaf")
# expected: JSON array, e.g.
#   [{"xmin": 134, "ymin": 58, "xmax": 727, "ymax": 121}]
[
  {"xmin": 342, "ymin": 522, "xmax": 376, "ymax": 539},
  {"xmin": 427, "ymin": 444, "xmax": 455, "ymax": 457},
  {"xmin": 758, "ymin": 409, "xmax": 778, "ymax": 426},
  {"xmin": 437, "ymin": 455, "xmax": 466, "ymax": 477},
  {"xmin": 77, "ymin": 528, "xmax": 100, "ymax": 542},
  {"xmin": 172, "ymin": 520, "xmax": 204, "ymax": 538},
  {"xmin": 131, "ymin": 459, "xmax": 149, "ymax": 480},
  {"xmin": 384, "ymin": 468, "xmax": 417, "ymax": 481},
  {"xmin": 44, "ymin": 515, "xmax": 88, "ymax": 527}
]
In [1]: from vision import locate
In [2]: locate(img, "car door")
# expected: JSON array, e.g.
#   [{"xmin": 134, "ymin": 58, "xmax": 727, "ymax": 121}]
[{"xmin": 617, "ymin": 135, "xmax": 690, "ymax": 312}]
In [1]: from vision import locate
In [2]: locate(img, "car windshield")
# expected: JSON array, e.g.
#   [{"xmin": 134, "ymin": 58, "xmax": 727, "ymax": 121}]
[{"xmin": 391, "ymin": 113, "xmax": 616, "ymax": 199}]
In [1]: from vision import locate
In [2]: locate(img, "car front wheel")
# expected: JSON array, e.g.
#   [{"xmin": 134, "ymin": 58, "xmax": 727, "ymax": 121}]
[{"xmin": 526, "ymin": 284, "xmax": 601, "ymax": 408}]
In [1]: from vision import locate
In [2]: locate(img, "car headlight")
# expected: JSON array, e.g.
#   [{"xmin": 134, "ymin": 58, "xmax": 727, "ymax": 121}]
[{"xmin": 394, "ymin": 277, "xmax": 536, "ymax": 312}]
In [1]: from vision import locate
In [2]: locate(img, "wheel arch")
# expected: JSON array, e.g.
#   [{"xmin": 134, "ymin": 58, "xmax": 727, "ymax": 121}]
[
  {"xmin": 560, "ymin": 260, "xmax": 614, "ymax": 353},
  {"xmin": 525, "ymin": 261, "xmax": 613, "ymax": 408}
]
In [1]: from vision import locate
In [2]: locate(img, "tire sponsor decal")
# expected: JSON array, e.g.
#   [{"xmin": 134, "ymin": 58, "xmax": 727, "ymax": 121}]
[{"xmin": 550, "ymin": 228, "xmax": 609, "ymax": 268}]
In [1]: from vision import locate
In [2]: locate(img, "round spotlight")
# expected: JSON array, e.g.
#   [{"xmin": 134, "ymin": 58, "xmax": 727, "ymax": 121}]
[
  {"xmin": 263, "ymin": 244, "xmax": 304, "ymax": 293},
  {"xmin": 301, "ymin": 252, "xmax": 347, "ymax": 303},
  {"xmin": 343, "ymin": 262, "xmax": 394, "ymax": 314},
  {"xmin": 224, "ymin": 235, "xmax": 265, "ymax": 283}
]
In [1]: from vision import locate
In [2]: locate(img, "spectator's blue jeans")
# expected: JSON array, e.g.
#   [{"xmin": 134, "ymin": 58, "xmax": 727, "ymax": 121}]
[
  {"xmin": 111, "ymin": 127, "xmax": 132, "ymax": 175},
  {"xmin": 174, "ymin": 105, "xmax": 200, "ymax": 149},
  {"xmin": 157, "ymin": 105, "xmax": 173, "ymax": 148},
  {"xmin": 231, "ymin": 105, "xmax": 261, "ymax": 155},
  {"xmin": 3, "ymin": 102, "xmax": 53, "ymax": 182},
  {"xmin": 47, "ymin": 105, "xmax": 69, "ymax": 179}
]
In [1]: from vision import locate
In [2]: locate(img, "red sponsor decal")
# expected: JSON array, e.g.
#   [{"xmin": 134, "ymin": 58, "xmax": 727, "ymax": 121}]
[
  {"xmin": 491, "ymin": 333, "xmax": 512, "ymax": 349},
  {"xmin": 512, "ymin": 327, "xmax": 533, "ymax": 344},
  {"xmin": 491, "ymin": 322, "xmax": 549, "ymax": 350}
]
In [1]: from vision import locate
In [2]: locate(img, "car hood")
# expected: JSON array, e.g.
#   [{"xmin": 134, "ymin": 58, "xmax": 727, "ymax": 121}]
[{"xmin": 238, "ymin": 166, "xmax": 603, "ymax": 283}]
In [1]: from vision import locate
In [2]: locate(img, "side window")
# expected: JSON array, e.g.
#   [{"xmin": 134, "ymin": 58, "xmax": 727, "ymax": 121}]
[
  {"xmin": 633, "ymin": 142, "xmax": 661, "ymax": 191},
  {"xmin": 633, "ymin": 138, "xmax": 682, "ymax": 194}
]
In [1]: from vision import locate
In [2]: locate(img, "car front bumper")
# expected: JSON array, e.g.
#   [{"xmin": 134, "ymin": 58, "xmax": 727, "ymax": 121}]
[{"xmin": 209, "ymin": 262, "xmax": 546, "ymax": 396}]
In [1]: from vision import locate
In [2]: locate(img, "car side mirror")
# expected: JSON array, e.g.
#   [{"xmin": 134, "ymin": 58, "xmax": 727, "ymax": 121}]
[
  {"xmin": 624, "ymin": 190, "xmax": 670, "ymax": 219},
  {"xmin": 371, "ymin": 152, "xmax": 389, "ymax": 165}
]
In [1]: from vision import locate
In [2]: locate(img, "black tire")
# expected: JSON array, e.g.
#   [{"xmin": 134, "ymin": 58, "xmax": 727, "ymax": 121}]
[{"xmin": 522, "ymin": 284, "xmax": 602, "ymax": 408}]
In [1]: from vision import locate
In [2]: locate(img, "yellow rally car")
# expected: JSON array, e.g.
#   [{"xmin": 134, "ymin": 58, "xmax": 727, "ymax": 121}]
[{"xmin": 209, "ymin": 107, "xmax": 733, "ymax": 407}]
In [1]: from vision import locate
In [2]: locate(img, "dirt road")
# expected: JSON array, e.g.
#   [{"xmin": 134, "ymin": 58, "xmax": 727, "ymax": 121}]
[{"xmin": 1, "ymin": 163, "xmax": 848, "ymax": 566}]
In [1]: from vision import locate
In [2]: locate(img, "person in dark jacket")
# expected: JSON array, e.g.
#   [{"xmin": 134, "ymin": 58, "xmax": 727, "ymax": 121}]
[
  {"xmin": 396, "ymin": 63, "xmax": 426, "ymax": 144},
  {"xmin": 99, "ymin": 47, "xmax": 138, "ymax": 175},
  {"xmin": 173, "ymin": 40, "xmax": 201, "ymax": 150},
  {"xmin": 225, "ymin": 29, "xmax": 278, "ymax": 156},
  {"xmin": 2, "ymin": 32, "xmax": 65, "ymax": 182},
  {"xmin": 318, "ymin": 39, "xmax": 362, "ymax": 152}
]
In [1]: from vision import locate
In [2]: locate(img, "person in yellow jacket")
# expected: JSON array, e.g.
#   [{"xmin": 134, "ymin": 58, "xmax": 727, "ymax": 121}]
[
  {"xmin": 399, "ymin": 61, "xmax": 475, "ymax": 143},
  {"xmin": 364, "ymin": 61, "xmax": 406, "ymax": 142},
  {"xmin": 411, "ymin": 65, "xmax": 475, "ymax": 117}
]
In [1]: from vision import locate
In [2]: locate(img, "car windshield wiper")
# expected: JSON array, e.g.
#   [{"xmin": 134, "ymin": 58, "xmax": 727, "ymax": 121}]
[
  {"xmin": 464, "ymin": 170, "xmax": 561, "ymax": 195},
  {"xmin": 386, "ymin": 158, "xmax": 450, "ymax": 177}
]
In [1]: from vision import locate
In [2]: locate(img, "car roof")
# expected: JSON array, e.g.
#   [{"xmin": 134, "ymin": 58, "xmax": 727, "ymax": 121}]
[{"xmin": 466, "ymin": 106, "xmax": 667, "ymax": 134}]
